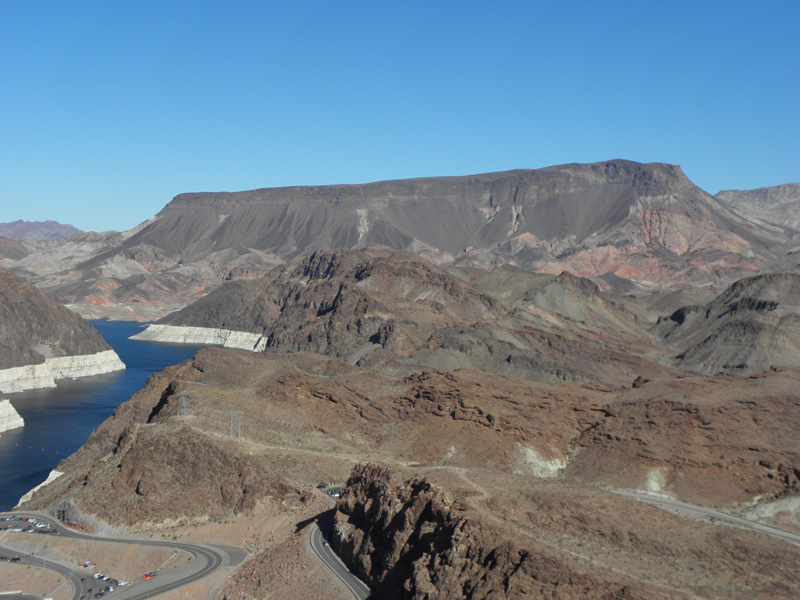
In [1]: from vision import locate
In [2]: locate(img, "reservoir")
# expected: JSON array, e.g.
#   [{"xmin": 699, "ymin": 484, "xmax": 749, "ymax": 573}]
[{"xmin": 0, "ymin": 320, "xmax": 208, "ymax": 511}]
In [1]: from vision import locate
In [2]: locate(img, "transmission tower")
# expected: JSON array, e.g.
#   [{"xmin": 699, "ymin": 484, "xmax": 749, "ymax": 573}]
[
  {"xmin": 177, "ymin": 391, "xmax": 189, "ymax": 417},
  {"xmin": 229, "ymin": 410, "xmax": 243, "ymax": 438}
]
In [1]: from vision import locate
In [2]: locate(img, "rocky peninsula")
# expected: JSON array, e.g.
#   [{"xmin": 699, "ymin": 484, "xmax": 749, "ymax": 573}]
[{"xmin": 0, "ymin": 266, "xmax": 125, "ymax": 393}]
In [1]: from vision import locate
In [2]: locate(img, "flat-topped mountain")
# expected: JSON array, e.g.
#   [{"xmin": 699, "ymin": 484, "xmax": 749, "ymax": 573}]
[
  {"xmin": 0, "ymin": 219, "xmax": 83, "ymax": 241},
  {"xmin": 3, "ymin": 160, "xmax": 795, "ymax": 320},
  {"xmin": 0, "ymin": 266, "xmax": 124, "ymax": 392}
]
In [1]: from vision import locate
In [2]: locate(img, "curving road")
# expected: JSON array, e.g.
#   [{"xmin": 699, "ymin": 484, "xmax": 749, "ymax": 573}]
[
  {"xmin": 308, "ymin": 510, "xmax": 373, "ymax": 600},
  {"xmin": 610, "ymin": 489, "xmax": 800, "ymax": 547},
  {"xmin": 0, "ymin": 511, "xmax": 248, "ymax": 600}
]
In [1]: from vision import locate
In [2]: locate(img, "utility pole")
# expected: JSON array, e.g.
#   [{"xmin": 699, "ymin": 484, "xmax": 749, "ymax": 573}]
[
  {"xmin": 177, "ymin": 391, "xmax": 189, "ymax": 417},
  {"xmin": 229, "ymin": 410, "xmax": 243, "ymax": 438}
]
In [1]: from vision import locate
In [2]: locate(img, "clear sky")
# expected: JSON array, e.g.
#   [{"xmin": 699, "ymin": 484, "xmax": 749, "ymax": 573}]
[{"xmin": 2, "ymin": 1, "xmax": 798, "ymax": 232}]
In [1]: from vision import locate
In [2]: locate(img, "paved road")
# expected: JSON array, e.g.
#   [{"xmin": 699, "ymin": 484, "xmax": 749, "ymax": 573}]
[
  {"xmin": 611, "ymin": 489, "xmax": 800, "ymax": 547},
  {"xmin": 0, "ymin": 539, "xmax": 83, "ymax": 600},
  {"xmin": 308, "ymin": 511, "xmax": 373, "ymax": 600},
  {"xmin": 0, "ymin": 511, "xmax": 248, "ymax": 600}
]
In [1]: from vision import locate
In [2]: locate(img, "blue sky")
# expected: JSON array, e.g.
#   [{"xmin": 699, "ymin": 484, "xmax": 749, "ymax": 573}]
[{"xmin": 2, "ymin": 1, "xmax": 798, "ymax": 232}]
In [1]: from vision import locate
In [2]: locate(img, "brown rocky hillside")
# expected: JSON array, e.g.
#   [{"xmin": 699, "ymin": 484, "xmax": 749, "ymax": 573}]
[
  {"xmin": 21, "ymin": 347, "xmax": 800, "ymax": 598},
  {"xmin": 654, "ymin": 272, "xmax": 800, "ymax": 375},
  {"xmin": 0, "ymin": 265, "xmax": 111, "ymax": 369},
  {"xmin": 156, "ymin": 246, "xmax": 674, "ymax": 385}
]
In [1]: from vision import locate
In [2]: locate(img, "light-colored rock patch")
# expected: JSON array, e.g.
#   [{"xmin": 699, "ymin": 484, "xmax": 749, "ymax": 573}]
[
  {"xmin": 0, "ymin": 398, "xmax": 24, "ymax": 435},
  {"xmin": 356, "ymin": 208, "xmax": 369, "ymax": 239},
  {"xmin": 513, "ymin": 445, "xmax": 566, "ymax": 478},
  {"xmin": 16, "ymin": 469, "xmax": 62, "ymax": 507},
  {"xmin": 644, "ymin": 467, "xmax": 670, "ymax": 495},
  {"xmin": 0, "ymin": 350, "xmax": 125, "ymax": 394},
  {"xmin": 742, "ymin": 495, "xmax": 800, "ymax": 521},
  {"xmin": 131, "ymin": 324, "xmax": 268, "ymax": 351}
]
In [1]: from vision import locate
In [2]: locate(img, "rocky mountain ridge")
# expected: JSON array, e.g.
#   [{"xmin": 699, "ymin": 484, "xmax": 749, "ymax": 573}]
[
  {"xmin": 146, "ymin": 246, "xmax": 674, "ymax": 385},
  {"xmin": 333, "ymin": 463, "xmax": 650, "ymax": 599},
  {"xmin": 655, "ymin": 272, "xmax": 800, "ymax": 375},
  {"xmin": 3, "ymin": 160, "xmax": 797, "ymax": 320},
  {"xmin": 716, "ymin": 183, "xmax": 800, "ymax": 240},
  {"xmin": 0, "ymin": 219, "xmax": 83, "ymax": 241},
  {"xmin": 142, "ymin": 245, "xmax": 800, "ymax": 378}
]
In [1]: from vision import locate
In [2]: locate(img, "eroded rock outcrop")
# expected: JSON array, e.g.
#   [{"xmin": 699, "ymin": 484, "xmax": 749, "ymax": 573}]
[
  {"xmin": 153, "ymin": 246, "xmax": 673, "ymax": 385},
  {"xmin": 333, "ymin": 464, "xmax": 649, "ymax": 600}
]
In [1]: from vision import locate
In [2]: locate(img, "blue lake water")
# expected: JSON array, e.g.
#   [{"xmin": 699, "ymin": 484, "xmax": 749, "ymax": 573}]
[{"xmin": 0, "ymin": 321, "xmax": 208, "ymax": 511}]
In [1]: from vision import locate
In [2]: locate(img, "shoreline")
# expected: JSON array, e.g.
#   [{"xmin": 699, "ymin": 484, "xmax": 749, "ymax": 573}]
[
  {"xmin": 130, "ymin": 324, "xmax": 268, "ymax": 352},
  {"xmin": 0, "ymin": 349, "xmax": 126, "ymax": 394}
]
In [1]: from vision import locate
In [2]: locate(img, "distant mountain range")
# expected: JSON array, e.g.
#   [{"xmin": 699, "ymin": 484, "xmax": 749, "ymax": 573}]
[
  {"xmin": 0, "ymin": 219, "xmax": 83, "ymax": 241},
  {"xmin": 1, "ymin": 159, "xmax": 798, "ymax": 320}
]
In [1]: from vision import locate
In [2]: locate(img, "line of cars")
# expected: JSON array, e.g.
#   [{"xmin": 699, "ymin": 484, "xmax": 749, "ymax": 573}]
[
  {"xmin": 0, "ymin": 515, "xmax": 59, "ymax": 535},
  {"xmin": 83, "ymin": 571, "xmax": 156, "ymax": 598},
  {"xmin": 0, "ymin": 555, "xmax": 21, "ymax": 562}
]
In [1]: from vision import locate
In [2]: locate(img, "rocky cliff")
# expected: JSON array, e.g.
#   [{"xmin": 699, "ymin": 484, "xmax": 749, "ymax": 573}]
[
  {"xmin": 0, "ymin": 350, "xmax": 126, "ymax": 393},
  {"xmin": 0, "ymin": 266, "xmax": 124, "ymax": 391},
  {"xmin": 332, "ymin": 463, "xmax": 650, "ymax": 600},
  {"xmin": 332, "ymin": 463, "xmax": 800, "ymax": 600}
]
